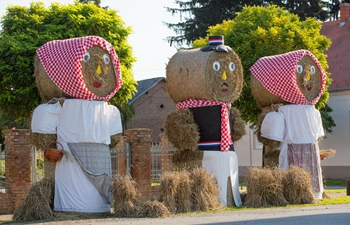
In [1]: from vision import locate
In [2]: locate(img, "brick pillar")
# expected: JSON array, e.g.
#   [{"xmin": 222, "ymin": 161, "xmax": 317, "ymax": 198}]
[
  {"xmin": 2, "ymin": 129, "xmax": 31, "ymax": 212},
  {"xmin": 340, "ymin": 3, "xmax": 350, "ymax": 22},
  {"xmin": 159, "ymin": 133, "xmax": 172, "ymax": 173},
  {"xmin": 124, "ymin": 129, "xmax": 152, "ymax": 201},
  {"xmin": 117, "ymin": 137, "xmax": 126, "ymax": 176}
]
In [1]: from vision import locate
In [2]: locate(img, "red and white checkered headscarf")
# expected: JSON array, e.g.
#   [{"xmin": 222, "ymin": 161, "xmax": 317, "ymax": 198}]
[
  {"xmin": 249, "ymin": 50, "xmax": 326, "ymax": 105},
  {"xmin": 177, "ymin": 99, "xmax": 232, "ymax": 152},
  {"xmin": 36, "ymin": 36, "xmax": 122, "ymax": 101}
]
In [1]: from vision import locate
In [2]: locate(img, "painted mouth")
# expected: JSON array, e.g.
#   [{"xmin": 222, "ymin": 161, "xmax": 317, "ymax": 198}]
[
  {"xmin": 93, "ymin": 82, "xmax": 102, "ymax": 88},
  {"xmin": 307, "ymin": 86, "xmax": 312, "ymax": 91},
  {"xmin": 221, "ymin": 83, "xmax": 228, "ymax": 92}
]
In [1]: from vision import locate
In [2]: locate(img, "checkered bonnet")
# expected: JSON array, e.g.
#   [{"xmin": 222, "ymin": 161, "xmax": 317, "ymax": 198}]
[
  {"xmin": 249, "ymin": 50, "xmax": 326, "ymax": 105},
  {"xmin": 36, "ymin": 36, "xmax": 122, "ymax": 101}
]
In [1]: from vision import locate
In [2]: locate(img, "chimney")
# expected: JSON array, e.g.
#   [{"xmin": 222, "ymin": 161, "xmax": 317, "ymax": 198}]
[{"xmin": 340, "ymin": 2, "xmax": 350, "ymax": 22}]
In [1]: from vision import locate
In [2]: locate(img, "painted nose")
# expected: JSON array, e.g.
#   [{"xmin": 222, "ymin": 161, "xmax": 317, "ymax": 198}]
[
  {"xmin": 96, "ymin": 65, "xmax": 102, "ymax": 75},
  {"xmin": 222, "ymin": 71, "xmax": 227, "ymax": 81}
]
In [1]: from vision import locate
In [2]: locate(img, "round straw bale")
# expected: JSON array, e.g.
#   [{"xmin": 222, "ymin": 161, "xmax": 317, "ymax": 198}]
[
  {"xmin": 13, "ymin": 179, "xmax": 55, "ymax": 221},
  {"xmin": 250, "ymin": 74, "xmax": 287, "ymax": 109},
  {"xmin": 34, "ymin": 55, "xmax": 72, "ymax": 103},
  {"xmin": 166, "ymin": 49, "xmax": 243, "ymax": 103},
  {"xmin": 282, "ymin": 166, "xmax": 315, "ymax": 204}
]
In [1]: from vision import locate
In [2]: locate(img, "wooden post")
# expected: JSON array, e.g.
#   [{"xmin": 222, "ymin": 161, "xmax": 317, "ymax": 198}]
[{"xmin": 347, "ymin": 179, "xmax": 350, "ymax": 196}]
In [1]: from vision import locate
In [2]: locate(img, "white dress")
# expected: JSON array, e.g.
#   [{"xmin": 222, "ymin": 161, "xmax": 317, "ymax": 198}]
[
  {"xmin": 202, "ymin": 151, "xmax": 242, "ymax": 206},
  {"xmin": 261, "ymin": 104, "xmax": 324, "ymax": 199},
  {"xmin": 31, "ymin": 99, "xmax": 122, "ymax": 212}
]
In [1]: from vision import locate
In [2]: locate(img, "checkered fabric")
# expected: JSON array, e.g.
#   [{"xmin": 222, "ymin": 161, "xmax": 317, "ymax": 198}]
[
  {"xmin": 176, "ymin": 99, "xmax": 232, "ymax": 151},
  {"xmin": 249, "ymin": 50, "xmax": 326, "ymax": 105},
  {"xmin": 36, "ymin": 36, "xmax": 122, "ymax": 101}
]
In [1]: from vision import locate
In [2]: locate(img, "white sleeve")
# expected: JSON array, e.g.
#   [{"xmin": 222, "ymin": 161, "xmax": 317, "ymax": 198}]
[
  {"xmin": 108, "ymin": 105, "xmax": 123, "ymax": 135},
  {"xmin": 261, "ymin": 111, "xmax": 285, "ymax": 142},
  {"xmin": 31, "ymin": 102, "xmax": 61, "ymax": 134}
]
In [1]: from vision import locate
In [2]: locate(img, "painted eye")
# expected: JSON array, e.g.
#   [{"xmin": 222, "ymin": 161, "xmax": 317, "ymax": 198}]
[
  {"xmin": 310, "ymin": 66, "xmax": 316, "ymax": 74},
  {"xmin": 213, "ymin": 61, "xmax": 220, "ymax": 71},
  {"xmin": 229, "ymin": 62, "xmax": 235, "ymax": 71},
  {"xmin": 83, "ymin": 52, "xmax": 90, "ymax": 62},
  {"xmin": 103, "ymin": 54, "xmax": 110, "ymax": 64},
  {"xmin": 297, "ymin": 65, "xmax": 303, "ymax": 74}
]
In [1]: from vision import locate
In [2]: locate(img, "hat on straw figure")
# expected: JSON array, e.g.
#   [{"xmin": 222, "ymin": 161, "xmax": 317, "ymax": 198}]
[{"xmin": 201, "ymin": 35, "xmax": 232, "ymax": 53}]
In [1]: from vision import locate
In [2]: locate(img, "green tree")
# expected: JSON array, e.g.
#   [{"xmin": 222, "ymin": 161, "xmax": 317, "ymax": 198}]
[
  {"xmin": 193, "ymin": 5, "xmax": 334, "ymax": 131},
  {"xmin": 165, "ymin": 0, "xmax": 332, "ymax": 48},
  {"xmin": 0, "ymin": 1, "xmax": 137, "ymax": 122},
  {"xmin": 78, "ymin": 0, "xmax": 101, "ymax": 7}
]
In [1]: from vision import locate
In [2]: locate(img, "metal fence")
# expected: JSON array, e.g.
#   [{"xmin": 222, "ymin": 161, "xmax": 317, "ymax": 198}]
[
  {"xmin": 14, "ymin": 142, "xmax": 174, "ymax": 186},
  {"xmin": 151, "ymin": 143, "xmax": 175, "ymax": 183}
]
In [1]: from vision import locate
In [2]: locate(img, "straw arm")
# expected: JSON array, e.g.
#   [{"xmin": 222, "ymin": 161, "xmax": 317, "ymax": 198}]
[{"xmin": 230, "ymin": 107, "xmax": 247, "ymax": 142}]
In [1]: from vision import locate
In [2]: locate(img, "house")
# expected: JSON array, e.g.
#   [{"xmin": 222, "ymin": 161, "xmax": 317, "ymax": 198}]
[
  {"xmin": 125, "ymin": 77, "xmax": 176, "ymax": 143},
  {"xmin": 318, "ymin": 2, "xmax": 350, "ymax": 179}
]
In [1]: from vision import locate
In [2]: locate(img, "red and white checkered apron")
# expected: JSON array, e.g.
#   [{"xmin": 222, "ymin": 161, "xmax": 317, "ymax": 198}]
[
  {"xmin": 176, "ymin": 99, "xmax": 232, "ymax": 151},
  {"xmin": 36, "ymin": 36, "xmax": 122, "ymax": 101},
  {"xmin": 249, "ymin": 49, "xmax": 326, "ymax": 105}
]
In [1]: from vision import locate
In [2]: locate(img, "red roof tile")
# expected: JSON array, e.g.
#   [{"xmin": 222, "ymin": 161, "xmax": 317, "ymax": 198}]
[{"xmin": 321, "ymin": 20, "xmax": 350, "ymax": 91}]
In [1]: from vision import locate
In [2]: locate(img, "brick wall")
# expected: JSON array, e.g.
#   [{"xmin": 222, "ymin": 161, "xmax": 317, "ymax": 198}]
[
  {"xmin": 126, "ymin": 80, "xmax": 176, "ymax": 143},
  {"xmin": 0, "ymin": 129, "xmax": 31, "ymax": 215}
]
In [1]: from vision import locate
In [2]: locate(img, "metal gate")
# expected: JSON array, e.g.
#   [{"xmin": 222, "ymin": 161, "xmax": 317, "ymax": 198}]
[{"xmin": 0, "ymin": 150, "xmax": 5, "ymax": 192}]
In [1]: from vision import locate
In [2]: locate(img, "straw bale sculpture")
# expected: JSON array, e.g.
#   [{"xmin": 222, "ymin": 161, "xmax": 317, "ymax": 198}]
[
  {"xmin": 30, "ymin": 36, "xmax": 123, "ymax": 213},
  {"xmin": 250, "ymin": 49, "xmax": 327, "ymax": 199},
  {"xmin": 165, "ymin": 36, "xmax": 246, "ymax": 207}
]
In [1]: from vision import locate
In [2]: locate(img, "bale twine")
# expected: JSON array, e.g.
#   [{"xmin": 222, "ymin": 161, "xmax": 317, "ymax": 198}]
[
  {"xmin": 34, "ymin": 54, "xmax": 71, "ymax": 103},
  {"xmin": 244, "ymin": 167, "xmax": 287, "ymax": 207},
  {"xmin": 282, "ymin": 166, "xmax": 315, "ymax": 204},
  {"xmin": 13, "ymin": 179, "xmax": 55, "ymax": 221},
  {"xmin": 190, "ymin": 167, "xmax": 222, "ymax": 211},
  {"xmin": 250, "ymin": 74, "xmax": 287, "ymax": 109},
  {"xmin": 166, "ymin": 49, "xmax": 243, "ymax": 103}
]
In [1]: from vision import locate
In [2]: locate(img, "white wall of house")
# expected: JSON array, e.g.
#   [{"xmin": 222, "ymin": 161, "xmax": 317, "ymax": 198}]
[{"xmin": 319, "ymin": 90, "xmax": 350, "ymax": 167}]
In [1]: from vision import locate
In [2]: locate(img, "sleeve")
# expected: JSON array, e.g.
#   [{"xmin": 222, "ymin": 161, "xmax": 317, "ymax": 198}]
[
  {"xmin": 315, "ymin": 109, "xmax": 325, "ymax": 139},
  {"xmin": 31, "ymin": 102, "xmax": 61, "ymax": 134},
  {"xmin": 108, "ymin": 105, "xmax": 123, "ymax": 135},
  {"xmin": 261, "ymin": 111, "xmax": 285, "ymax": 142}
]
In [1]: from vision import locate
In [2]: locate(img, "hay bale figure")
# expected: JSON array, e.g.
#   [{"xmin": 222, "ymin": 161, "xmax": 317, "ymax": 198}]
[
  {"xmin": 165, "ymin": 36, "xmax": 246, "ymax": 207},
  {"xmin": 250, "ymin": 50, "xmax": 327, "ymax": 199},
  {"xmin": 30, "ymin": 36, "xmax": 123, "ymax": 213}
]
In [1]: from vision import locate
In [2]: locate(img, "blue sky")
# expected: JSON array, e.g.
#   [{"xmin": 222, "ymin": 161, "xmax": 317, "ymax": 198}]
[{"xmin": 0, "ymin": 0, "xmax": 180, "ymax": 81}]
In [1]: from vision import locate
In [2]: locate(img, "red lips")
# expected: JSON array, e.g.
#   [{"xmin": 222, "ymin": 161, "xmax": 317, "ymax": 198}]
[
  {"xmin": 221, "ymin": 88, "xmax": 228, "ymax": 93},
  {"xmin": 93, "ymin": 82, "xmax": 102, "ymax": 88},
  {"xmin": 307, "ymin": 86, "xmax": 312, "ymax": 91}
]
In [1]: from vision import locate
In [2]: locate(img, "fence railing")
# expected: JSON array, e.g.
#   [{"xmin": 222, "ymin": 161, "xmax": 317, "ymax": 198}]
[
  {"xmin": 0, "ymin": 151, "xmax": 5, "ymax": 192},
  {"xmin": 20, "ymin": 142, "xmax": 175, "ymax": 185}
]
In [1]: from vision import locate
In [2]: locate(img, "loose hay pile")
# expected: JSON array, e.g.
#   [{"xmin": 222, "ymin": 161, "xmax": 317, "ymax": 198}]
[
  {"xmin": 13, "ymin": 179, "xmax": 55, "ymax": 221},
  {"xmin": 245, "ymin": 167, "xmax": 287, "ymax": 207},
  {"xmin": 282, "ymin": 166, "xmax": 315, "ymax": 204},
  {"xmin": 112, "ymin": 174, "xmax": 170, "ymax": 218},
  {"xmin": 161, "ymin": 167, "xmax": 223, "ymax": 213},
  {"xmin": 245, "ymin": 166, "xmax": 316, "ymax": 207}
]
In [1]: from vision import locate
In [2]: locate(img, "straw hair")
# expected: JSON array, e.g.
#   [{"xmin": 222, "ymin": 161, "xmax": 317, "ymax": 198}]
[
  {"xmin": 13, "ymin": 179, "xmax": 55, "ymax": 221},
  {"xmin": 166, "ymin": 49, "xmax": 243, "ymax": 103}
]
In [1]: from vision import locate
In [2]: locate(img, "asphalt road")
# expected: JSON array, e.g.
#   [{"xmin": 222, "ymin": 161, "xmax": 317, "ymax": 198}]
[{"xmin": 17, "ymin": 204, "xmax": 347, "ymax": 225}]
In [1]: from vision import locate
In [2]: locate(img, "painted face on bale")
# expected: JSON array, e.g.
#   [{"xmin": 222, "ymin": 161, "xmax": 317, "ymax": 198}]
[
  {"xmin": 295, "ymin": 55, "xmax": 322, "ymax": 102},
  {"xmin": 82, "ymin": 46, "xmax": 117, "ymax": 97},
  {"xmin": 206, "ymin": 51, "xmax": 243, "ymax": 102}
]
